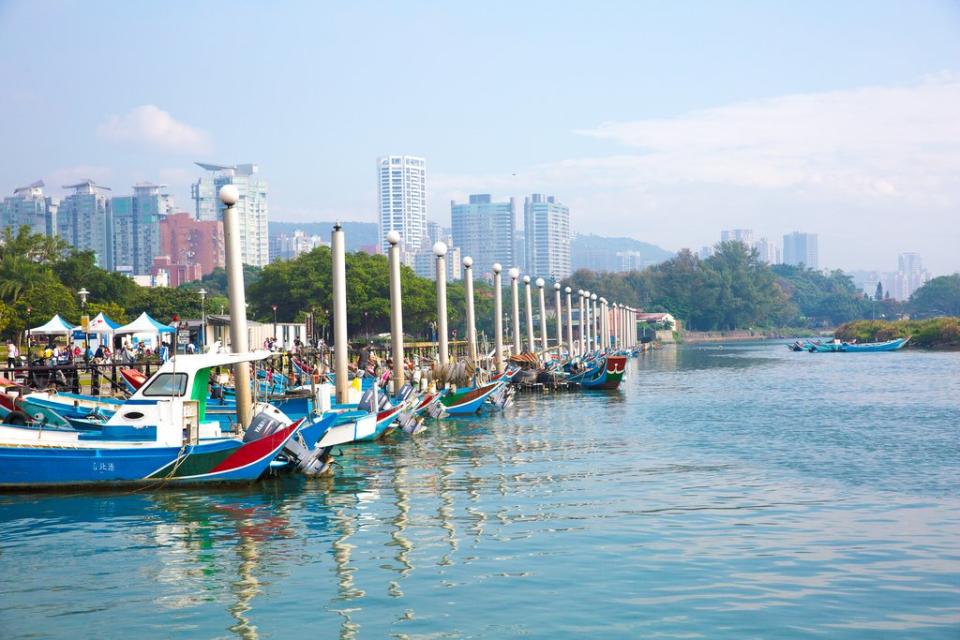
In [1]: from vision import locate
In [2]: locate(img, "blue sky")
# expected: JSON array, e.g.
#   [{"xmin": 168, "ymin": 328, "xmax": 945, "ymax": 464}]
[{"xmin": 1, "ymin": 0, "xmax": 959, "ymax": 273}]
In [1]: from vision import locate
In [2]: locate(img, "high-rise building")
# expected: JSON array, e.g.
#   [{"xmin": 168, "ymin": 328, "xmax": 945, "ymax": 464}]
[
  {"xmin": 158, "ymin": 212, "xmax": 225, "ymax": 278},
  {"xmin": 191, "ymin": 163, "xmax": 269, "ymax": 266},
  {"xmin": 782, "ymin": 232, "xmax": 818, "ymax": 269},
  {"xmin": 523, "ymin": 194, "xmax": 570, "ymax": 280},
  {"xmin": 451, "ymin": 194, "xmax": 517, "ymax": 278},
  {"xmin": 0, "ymin": 181, "xmax": 58, "ymax": 237},
  {"xmin": 57, "ymin": 180, "xmax": 113, "ymax": 268},
  {"xmin": 111, "ymin": 183, "xmax": 172, "ymax": 275},
  {"xmin": 413, "ymin": 245, "xmax": 462, "ymax": 281},
  {"xmin": 721, "ymin": 228, "xmax": 754, "ymax": 246},
  {"xmin": 897, "ymin": 252, "xmax": 930, "ymax": 300},
  {"xmin": 269, "ymin": 230, "xmax": 329, "ymax": 262},
  {"xmin": 754, "ymin": 237, "xmax": 781, "ymax": 264},
  {"xmin": 377, "ymin": 156, "xmax": 426, "ymax": 257}
]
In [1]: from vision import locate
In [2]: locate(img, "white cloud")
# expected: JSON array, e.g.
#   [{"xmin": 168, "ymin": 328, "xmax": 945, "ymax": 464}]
[
  {"xmin": 571, "ymin": 73, "xmax": 960, "ymax": 199},
  {"xmin": 429, "ymin": 75, "xmax": 960, "ymax": 272},
  {"xmin": 97, "ymin": 105, "xmax": 213, "ymax": 155}
]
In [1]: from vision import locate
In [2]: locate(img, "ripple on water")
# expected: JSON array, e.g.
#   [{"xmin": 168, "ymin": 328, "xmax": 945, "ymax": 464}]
[{"xmin": 0, "ymin": 344, "xmax": 958, "ymax": 639}]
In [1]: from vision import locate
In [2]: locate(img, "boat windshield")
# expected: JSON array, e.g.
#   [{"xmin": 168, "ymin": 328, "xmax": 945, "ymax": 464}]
[{"xmin": 141, "ymin": 372, "xmax": 188, "ymax": 397}]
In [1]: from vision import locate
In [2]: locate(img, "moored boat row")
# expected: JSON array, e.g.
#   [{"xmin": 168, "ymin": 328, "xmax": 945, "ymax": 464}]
[{"xmin": 0, "ymin": 215, "xmax": 643, "ymax": 490}]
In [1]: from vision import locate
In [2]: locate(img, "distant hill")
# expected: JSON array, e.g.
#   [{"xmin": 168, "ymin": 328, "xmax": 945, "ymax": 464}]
[
  {"xmin": 571, "ymin": 234, "xmax": 673, "ymax": 272},
  {"xmin": 269, "ymin": 221, "xmax": 379, "ymax": 252}
]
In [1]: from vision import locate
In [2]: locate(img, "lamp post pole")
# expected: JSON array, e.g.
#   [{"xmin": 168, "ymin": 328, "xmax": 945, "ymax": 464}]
[
  {"xmin": 221, "ymin": 184, "xmax": 252, "ymax": 429},
  {"xmin": 434, "ymin": 241, "xmax": 449, "ymax": 367},
  {"xmin": 26, "ymin": 306, "xmax": 32, "ymax": 365},
  {"xmin": 590, "ymin": 293, "xmax": 600, "ymax": 350},
  {"xmin": 509, "ymin": 268, "xmax": 521, "ymax": 356},
  {"xmin": 78, "ymin": 287, "xmax": 89, "ymax": 362},
  {"xmin": 523, "ymin": 276, "xmax": 534, "ymax": 354},
  {"xmin": 331, "ymin": 223, "xmax": 349, "ymax": 404},
  {"xmin": 553, "ymin": 283, "xmax": 562, "ymax": 357},
  {"xmin": 565, "ymin": 287, "xmax": 574, "ymax": 359},
  {"xmin": 578, "ymin": 290, "xmax": 585, "ymax": 355},
  {"xmin": 536, "ymin": 278, "xmax": 548, "ymax": 354},
  {"xmin": 583, "ymin": 289, "xmax": 593, "ymax": 353},
  {"xmin": 272, "ymin": 304, "xmax": 278, "ymax": 345},
  {"xmin": 492, "ymin": 263, "xmax": 504, "ymax": 372},
  {"xmin": 387, "ymin": 230, "xmax": 405, "ymax": 395},
  {"xmin": 198, "ymin": 288, "xmax": 207, "ymax": 352},
  {"xmin": 463, "ymin": 256, "xmax": 477, "ymax": 363}
]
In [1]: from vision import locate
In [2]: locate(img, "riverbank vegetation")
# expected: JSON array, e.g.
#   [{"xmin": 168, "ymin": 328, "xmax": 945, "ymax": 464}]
[
  {"xmin": 1, "ymin": 226, "xmax": 957, "ymax": 340},
  {"xmin": 0, "ymin": 227, "xmax": 487, "ymax": 342},
  {"xmin": 564, "ymin": 242, "xmax": 958, "ymax": 332},
  {"xmin": 835, "ymin": 317, "xmax": 960, "ymax": 349}
]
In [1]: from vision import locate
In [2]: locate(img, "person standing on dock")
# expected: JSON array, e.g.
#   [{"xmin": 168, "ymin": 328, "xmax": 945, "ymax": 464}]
[{"xmin": 6, "ymin": 341, "xmax": 17, "ymax": 369}]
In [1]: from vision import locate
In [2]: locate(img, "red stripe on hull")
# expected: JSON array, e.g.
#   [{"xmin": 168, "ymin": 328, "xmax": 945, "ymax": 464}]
[{"xmin": 210, "ymin": 419, "xmax": 302, "ymax": 473}]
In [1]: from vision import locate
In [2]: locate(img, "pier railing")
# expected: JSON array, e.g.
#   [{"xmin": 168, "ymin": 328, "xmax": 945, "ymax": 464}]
[{"xmin": 0, "ymin": 340, "xmax": 479, "ymax": 397}]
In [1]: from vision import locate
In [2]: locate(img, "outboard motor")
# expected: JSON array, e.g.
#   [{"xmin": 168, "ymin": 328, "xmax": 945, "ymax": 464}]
[
  {"xmin": 357, "ymin": 388, "xmax": 376, "ymax": 413},
  {"xmin": 394, "ymin": 383, "xmax": 414, "ymax": 404},
  {"xmin": 377, "ymin": 392, "xmax": 391, "ymax": 411},
  {"xmin": 243, "ymin": 410, "xmax": 287, "ymax": 443}
]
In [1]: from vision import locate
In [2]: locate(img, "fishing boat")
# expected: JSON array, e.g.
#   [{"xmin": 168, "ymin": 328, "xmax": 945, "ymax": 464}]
[
  {"xmin": 580, "ymin": 355, "xmax": 627, "ymax": 390},
  {"xmin": 0, "ymin": 352, "xmax": 303, "ymax": 489},
  {"xmin": 440, "ymin": 380, "xmax": 503, "ymax": 415},
  {"xmin": 808, "ymin": 337, "xmax": 910, "ymax": 353}
]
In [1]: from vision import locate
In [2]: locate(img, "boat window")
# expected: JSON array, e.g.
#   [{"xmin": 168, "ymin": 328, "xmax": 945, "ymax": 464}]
[{"xmin": 141, "ymin": 373, "xmax": 188, "ymax": 397}]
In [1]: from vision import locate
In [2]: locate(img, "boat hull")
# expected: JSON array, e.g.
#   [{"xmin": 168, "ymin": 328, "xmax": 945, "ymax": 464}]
[
  {"xmin": 0, "ymin": 421, "xmax": 301, "ymax": 489},
  {"xmin": 581, "ymin": 355, "xmax": 627, "ymax": 390},
  {"xmin": 441, "ymin": 382, "xmax": 501, "ymax": 415}
]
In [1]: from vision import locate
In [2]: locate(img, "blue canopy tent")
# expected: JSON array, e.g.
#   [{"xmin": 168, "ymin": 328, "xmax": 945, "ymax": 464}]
[{"xmin": 28, "ymin": 314, "xmax": 76, "ymax": 336}]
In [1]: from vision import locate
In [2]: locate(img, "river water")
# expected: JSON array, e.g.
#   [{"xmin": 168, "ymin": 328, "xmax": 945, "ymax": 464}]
[{"xmin": 1, "ymin": 343, "xmax": 958, "ymax": 639}]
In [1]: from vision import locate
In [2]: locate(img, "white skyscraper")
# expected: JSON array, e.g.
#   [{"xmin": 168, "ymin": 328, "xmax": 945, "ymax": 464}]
[
  {"xmin": 523, "ymin": 194, "xmax": 571, "ymax": 281},
  {"xmin": 783, "ymin": 231, "xmax": 819, "ymax": 270},
  {"xmin": 58, "ymin": 180, "xmax": 113, "ymax": 269},
  {"xmin": 897, "ymin": 252, "xmax": 930, "ymax": 300},
  {"xmin": 754, "ymin": 237, "xmax": 781, "ymax": 264},
  {"xmin": 0, "ymin": 180, "xmax": 58, "ymax": 237},
  {"xmin": 191, "ymin": 163, "xmax": 269, "ymax": 267},
  {"xmin": 721, "ymin": 228, "xmax": 754, "ymax": 246},
  {"xmin": 378, "ymin": 156, "xmax": 426, "ymax": 257}
]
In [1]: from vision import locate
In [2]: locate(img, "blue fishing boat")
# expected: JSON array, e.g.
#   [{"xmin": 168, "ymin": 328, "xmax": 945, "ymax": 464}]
[
  {"xmin": 0, "ymin": 352, "xmax": 303, "ymax": 489},
  {"xmin": 808, "ymin": 337, "xmax": 910, "ymax": 353},
  {"xmin": 440, "ymin": 380, "xmax": 503, "ymax": 415}
]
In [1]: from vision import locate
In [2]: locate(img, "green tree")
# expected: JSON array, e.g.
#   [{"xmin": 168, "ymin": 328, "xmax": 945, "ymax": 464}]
[{"xmin": 909, "ymin": 274, "xmax": 960, "ymax": 317}]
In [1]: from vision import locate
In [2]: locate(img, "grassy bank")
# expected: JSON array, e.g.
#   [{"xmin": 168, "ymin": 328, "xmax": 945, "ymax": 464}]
[{"xmin": 834, "ymin": 317, "xmax": 960, "ymax": 349}]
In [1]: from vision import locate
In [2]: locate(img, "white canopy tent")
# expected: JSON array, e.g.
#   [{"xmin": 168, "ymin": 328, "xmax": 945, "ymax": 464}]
[
  {"xmin": 28, "ymin": 314, "xmax": 76, "ymax": 336},
  {"xmin": 114, "ymin": 312, "xmax": 175, "ymax": 350}
]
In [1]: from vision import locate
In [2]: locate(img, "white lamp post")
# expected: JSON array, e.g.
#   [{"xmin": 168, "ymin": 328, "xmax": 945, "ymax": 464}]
[
  {"xmin": 387, "ymin": 230, "xmax": 405, "ymax": 394},
  {"xmin": 523, "ymin": 275, "xmax": 535, "ymax": 353},
  {"xmin": 434, "ymin": 241, "xmax": 449, "ymax": 367},
  {"xmin": 536, "ymin": 278, "xmax": 548, "ymax": 353},
  {"xmin": 553, "ymin": 282, "xmax": 562, "ymax": 356},
  {"xmin": 221, "ymin": 184, "xmax": 252, "ymax": 428},
  {"xmin": 509, "ymin": 268, "xmax": 521, "ymax": 355},
  {"xmin": 492, "ymin": 263, "xmax": 504, "ymax": 372},
  {"xmin": 463, "ymin": 256, "xmax": 477, "ymax": 363}
]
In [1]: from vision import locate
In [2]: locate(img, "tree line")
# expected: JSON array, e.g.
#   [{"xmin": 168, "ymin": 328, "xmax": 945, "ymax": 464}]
[
  {"xmin": 562, "ymin": 241, "xmax": 958, "ymax": 331},
  {"xmin": 1, "ymin": 227, "xmax": 956, "ymax": 340}
]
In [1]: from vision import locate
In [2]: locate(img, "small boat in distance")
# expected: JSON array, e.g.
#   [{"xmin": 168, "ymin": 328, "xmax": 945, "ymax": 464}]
[{"xmin": 808, "ymin": 337, "xmax": 910, "ymax": 353}]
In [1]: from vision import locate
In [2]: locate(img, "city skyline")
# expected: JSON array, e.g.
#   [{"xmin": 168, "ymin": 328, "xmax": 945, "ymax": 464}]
[{"xmin": 1, "ymin": 2, "xmax": 959, "ymax": 274}]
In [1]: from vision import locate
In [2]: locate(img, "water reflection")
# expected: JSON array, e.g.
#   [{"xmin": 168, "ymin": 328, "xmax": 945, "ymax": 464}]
[
  {"xmin": 2, "ymin": 344, "xmax": 958, "ymax": 639},
  {"xmin": 150, "ymin": 491, "xmax": 300, "ymax": 640}
]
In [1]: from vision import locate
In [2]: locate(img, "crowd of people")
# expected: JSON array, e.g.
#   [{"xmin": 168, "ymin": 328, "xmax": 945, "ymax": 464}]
[{"xmin": 2, "ymin": 338, "xmax": 176, "ymax": 369}]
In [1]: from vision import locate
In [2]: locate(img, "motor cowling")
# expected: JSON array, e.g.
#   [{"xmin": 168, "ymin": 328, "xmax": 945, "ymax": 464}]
[{"xmin": 243, "ymin": 410, "xmax": 286, "ymax": 443}]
